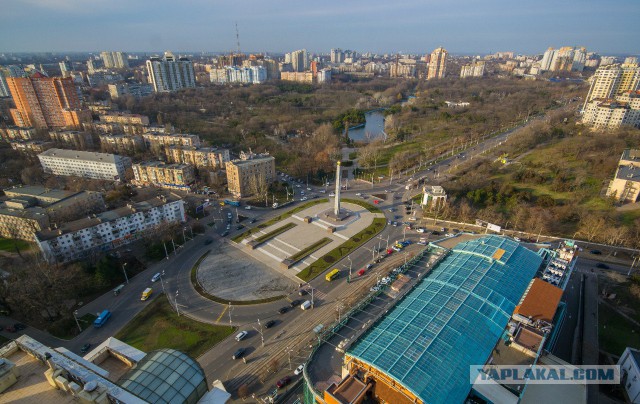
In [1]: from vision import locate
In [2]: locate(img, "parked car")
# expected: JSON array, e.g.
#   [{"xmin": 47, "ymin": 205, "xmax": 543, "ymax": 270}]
[
  {"xmin": 590, "ymin": 250, "xmax": 602, "ymax": 255},
  {"xmin": 236, "ymin": 224, "xmax": 244, "ymax": 230},
  {"xmin": 298, "ymin": 289, "xmax": 308, "ymax": 296},
  {"xmin": 250, "ymin": 218, "xmax": 257, "ymax": 224},
  {"xmin": 151, "ymin": 272, "xmax": 161, "ymax": 282},
  {"xmin": 221, "ymin": 230, "xmax": 229, "ymax": 237},
  {"xmin": 294, "ymin": 364, "xmax": 304, "ymax": 375},
  {"xmin": 370, "ymin": 286, "xmax": 380, "ymax": 292},
  {"xmin": 13, "ymin": 323, "xmax": 26, "ymax": 331},
  {"xmin": 366, "ymin": 264, "xmax": 373, "ymax": 270},
  {"xmin": 596, "ymin": 263, "xmax": 609, "ymax": 269},
  {"xmin": 264, "ymin": 320, "xmax": 276, "ymax": 328},
  {"xmin": 278, "ymin": 307, "xmax": 289, "ymax": 314},
  {"xmin": 232, "ymin": 348, "xmax": 246, "ymax": 360},
  {"xmin": 290, "ymin": 299, "xmax": 301, "ymax": 308},
  {"xmin": 276, "ymin": 376, "xmax": 291, "ymax": 389},
  {"xmin": 245, "ymin": 206, "xmax": 252, "ymax": 210},
  {"xmin": 80, "ymin": 343, "xmax": 91, "ymax": 354}
]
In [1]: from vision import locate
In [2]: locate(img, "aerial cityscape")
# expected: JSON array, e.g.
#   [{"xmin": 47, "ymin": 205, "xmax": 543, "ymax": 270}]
[{"xmin": 0, "ymin": 2, "xmax": 640, "ymax": 404}]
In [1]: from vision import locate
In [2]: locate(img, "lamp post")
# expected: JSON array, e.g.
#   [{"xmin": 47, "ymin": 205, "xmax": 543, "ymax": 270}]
[
  {"xmin": 628, "ymin": 256, "xmax": 638, "ymax": 277},
  {"xmin": 347, "ymin": 256, "xmax": 352, "ymax": 282},
  {"xmin": 73, "ymin": 310, "xmax": 82, "ymax": 333},
  {"xmin": 122, "ymin": 263, "xmax": 129, "ymax": 284}
]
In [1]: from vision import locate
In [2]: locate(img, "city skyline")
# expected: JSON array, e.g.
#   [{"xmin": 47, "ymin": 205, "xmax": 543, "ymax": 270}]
[{"xmin": 2, "ymin": 0, "xmax": 640, "ymax": 55}]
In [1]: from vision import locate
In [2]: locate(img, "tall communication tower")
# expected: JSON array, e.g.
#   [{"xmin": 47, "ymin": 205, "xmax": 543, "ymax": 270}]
[{"xmin": 235, "ymin": 22, "xmax": 241, "ymax": 55}]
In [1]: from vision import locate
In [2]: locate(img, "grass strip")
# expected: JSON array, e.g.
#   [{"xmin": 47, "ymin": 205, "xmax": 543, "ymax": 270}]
[
  {"xmin": 115, "ymin": 295, "xmax": 234, "ymax": 358},
  {"xmin": 297, "ymin": 217, "xmax": 386, "ymax": 281},
  {"xmin": 341, "ymin": 198, "xmax": 383, "ymax": 213},
  {"xmin": 254, "ymin": 222, "xmax": 297, "ymax": 243},
  {"xmin": 232, "ymin": 199, "xmax": 328, "ymax": 242},
  {"xmin": 287, "ymin": 237, "xmax": 332, "ymax": 264},
  {"xmin": 190, "ymin": 251, "xmax": 286, "ymax": 305}
]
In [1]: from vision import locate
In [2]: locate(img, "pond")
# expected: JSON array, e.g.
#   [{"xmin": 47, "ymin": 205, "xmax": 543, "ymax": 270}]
[{"xmin": 346, "ymin": 110, "xmax": 386, "ymax": 142}]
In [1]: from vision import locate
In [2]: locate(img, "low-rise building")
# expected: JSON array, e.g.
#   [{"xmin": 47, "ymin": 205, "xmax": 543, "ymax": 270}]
[
  {"xmin": 36, "ymin": 194, "xmax": 185, "ymax": 263},
  {"xmin": 607, "ymin": 149, "xmax": 640, "ymax": 203},
  {"xmin": 9, "ymin": 140, "xmax": 54, "ymax": 155},
  {"xmin": 280, "ymin": 71, "xmax": 314, "ymax": 83},
  {"xmin": 98, "ymin": 112, "xmax": 150, "ymax": 126},
  {"xmin": 107, "ymin": 83, "xmax": 153, "ymax": 99},
  {"xmin": 165, "ymin": 146, "xmax": 229, "ymax": 169},
  {"xmin": 48, "ymin": 130, "xmax": 94, "ymax": 149},
  {"xmin": 142, "ymin": 132, "xmax": 201, "ymax": 149},
  {"xmin": 99, "ymin": 134, "xmax": 145, "ymax": 154},
  {"xmin": 619, "ymin": 347, "xmax": 640, "ymax": 403},
  {"xmin": 38, "ymin": 148, "xmax": 132, "ymax": 181},
  {"xmin": 460, "ymin": 61, "xmax": 485, "ymax": 78},
  {"xmin": 0, "ymin": 185, "xmax": 105, "ymax": 240},
  {"xmin": 0, "ymin": 126, "xmax": 36, "ymax": 141},
  {"xmin": 132, "ymin": 161, "xmax": 195, "ymax": 191},
  {"xmin": 225, "ymin": 151, "xmax": 276, "ymax": 198}
]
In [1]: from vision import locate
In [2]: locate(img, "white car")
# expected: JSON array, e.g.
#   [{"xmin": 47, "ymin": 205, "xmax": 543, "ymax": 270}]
[
  {"xmin": 300, "ymin": 197, "xmax": 308, "ymax": 201},
  {"xmin": 355, "ymin": 193, "xmax": 362, "ymax": 196},
  {"xmin": 329, "ymin": 193, "xmax": 335, "ymax": 197},
  {"xmin": 319, "ymin": 190, "xmax": 326, "ymax": 193},
  {"xmin": 151, "ymin": 272, "xmax": 161, "ymax": 282},
  {"xmin": 381, "ymin": 276, "xmax": 391, "ymax": 284},
  {"xmin": 294, "ymin": 364, "xmax": 304, "ymax": 375},
  {"xmin": 235, "ymin": 331, "xmax": 248, "ymax": 341},
  {"xmin": 244, "ymin": 206, "xmax": 252, "ymax": 210},
  {"xmin": 370, "ymin": 286, "xmax": 380, "ymax": 292},
  {"xmin": 416, "ymin": 228, "xmax": 425, "ymax": 233},
  {"xmin": 296, "ymin": 184, "xmax": 301, "ymax": 188},
  {"xmin": 307, "ymin": 187, "xmax": 311, "ymax": 191}
]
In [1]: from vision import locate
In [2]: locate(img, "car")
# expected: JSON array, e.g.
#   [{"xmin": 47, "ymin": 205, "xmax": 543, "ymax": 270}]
[
  {"xmin": 227, "ymin": 213, "xmax": 232, "ymax": 218},
  {"xmin": 151, "ymin": 273, "xmax": 161, "ymax": 282},
  {"xmin": 250, "ymin": 218, "xmax": 257, "ymax": 224},
  {"xmin": 370, "ymin": 286, "xmax": 380, "ymax": 292},
  {"xmin": 300, "ymin": 197, "xmax": 308, "ymax": 201},
  {"xmin": 264, "ymin": 320, "xmax": 276, "ymax": 328},
  {"xmin": 290, "ymin": 299, "xmax": 301, "ymax": 308},
  {"xmin": 278, "ymin": 306, "xmax": 289, "ymax": 314},
  {"xmin": 366, "ymin": 264, "xmax": 373, "ymax": 270},
  {"xmin": 596, "ymin": 263, "xmax": 610, "ymax": 269},
  {"xmin": 294, "ymin": 364, "xmax": 304, "ymax": 375},
  {"xmin": 235, "ymin": 331, "xmax": 248, "ymax": 341},
  {"xmin": 392, "ymin": 246, "xmax": 401, "ymax": 252},
  {"xmin": 232, "ymin": 348, "xmax": 246, "ymax": 360},
  {"xmin": 392, "ymin": 222, "xmax": 398, "ymax": 227},
  {"xmin": 298, "ymin": 289, "xmax": 308, "ymax": 296},
  {"xmin": 276, "ymin": 376, "xmax": 291, "ymax": 389},
  {"xmin": 388, "ymin": 208, "xmax": 395, "ymax": 212},
  {"xmin": 432, "ymin": 231, "xmax": 441, "ymax": 236},
  {"xmin": 357, "ymin": 268, "xmax": 366, "ymax": 276},
  {"xmin": 245, "ymin": 206, "xmax": 252, "ymax": 210},
  {"xmin": 402, "ymin": 240, "xmax": 412, "ymax": 246},
  {"xmin": 440, "ymin": 227, "xmax": 445, "ymax": 232},
  {"xmin": 387, "ymin": 220, "xmax": 392, "ymax": 225},
  {"xmin": 300, "ymin": 191, "xmax": 305, "ymax": 195},
  {"xmin": 329, "ymin": 193, "xmax": 335, "ymax": 197},
  {"xmin": 307, "ymin": 187, "xmax": 311, "ymax": 191},
  {"xmin": 80, "ymin": 343, "xmax": 91, "ymax": 354},
  {"xmin": 417, "ymin": 228, "xmax": 426, "ymax": 233},
  {"xmin": 296, "ymin": 184, "xmax": 301, "ymax": 188},
  {"xmin": 386, "ymin": 248, "xmax": 394, "ymax": 254},
  {"xmin": 355, "ymin": 193, "xmax": 362, "ymax": 196},
  {"xmin": 236, "ymin": 224, "xmax": 244, "ymax": 230},
  {"xmin": 319, "ymin": 189, "xmax": 326, "ymax": 193},
  {"xmin": 204, "ymin": 238, "xmax": 213, "ymax": 245},
  {"xmin": 226, "ymin": 224, "xmax": 231, "ymax": 230},
  {"xmin": 13, "ymin": 323, "xmax": 26, "ymax": 331},
  {"xmin": 590, "ymin": 250, "xmax": 602, "ymax": 255},
  {"xmin": 221, "ymin": 230, "xmax": 229, "ymax": 237}
]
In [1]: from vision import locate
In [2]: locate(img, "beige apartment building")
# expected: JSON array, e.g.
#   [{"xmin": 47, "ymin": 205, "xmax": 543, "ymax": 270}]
[
  {"xmin": 582, "ymin": 91, "xmax": 640, "ymax": 130},
  {"xmin": 142, "ymin": 132, "xmax": 201, "ymax": 149},
  {"xmin": 427, "ymin": 47, "xmax": 448, "ymax": 79},
  {"xmin": 225, "ymin": 151, "xmax": 276, "ymax": 197},
  {"xmin": 98, "ymin": 112, "xmax": 150, "ymax": 126},
  {"xmin": 280, "ymin": 71, "xmax": 314, "ymax": 83},
  {"xmin": 132, "ymin": 161, "xmax": 195, "ymax": 191},
  {"xmin": 10, "ymin": 140, "xmax": 54, "ymax": 155},
  {"xmin": 165, "ymin": 146, "xmax": 230, "ymax": 169},
  {"xmin": 48, "ymin": 130, "xmax": 94, "ymax": 149},
  {"xmin": 606, "ymin": 149, "xmax": 640, "ymax": 204},
  {"xmin": 583, "ymin": 63, "xmax": 640, "ymax": 107},
  {"xmin": 0, "ymin": 126, "xmax": 36, "ymax": 141},
  {"xmin": 99, "ymin": 134, "xmax": 145, "ymax": 154}
]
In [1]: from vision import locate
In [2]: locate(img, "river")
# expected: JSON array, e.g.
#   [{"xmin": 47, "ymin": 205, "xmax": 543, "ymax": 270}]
[{"xmin": 346, "ymin": 110, "xmax": 386, "ymax": 142}]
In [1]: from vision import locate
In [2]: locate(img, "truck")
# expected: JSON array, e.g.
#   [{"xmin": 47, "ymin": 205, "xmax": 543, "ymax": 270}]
[
  {"xmin": 141, "ymin": 288, "xmax": 153, "ymax": 301},
  {"xmin": 93, "ymin": 310, "xmax": 111, "ymax": 328},
  {"xmin": 224, "ymin": 199, "xmax": 241, "ymax": 207}
]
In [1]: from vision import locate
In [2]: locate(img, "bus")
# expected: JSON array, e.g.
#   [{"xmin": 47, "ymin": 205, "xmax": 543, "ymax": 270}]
[
  {"xmin": 93, "ymin": 310, "xmax": 111, "ymax": 328},
  {"xmin": 141, "ymin": 288, "xmax": 153, "ymax": 301},
  {"xmin": 224, "ymin": 199, "xmax": 241, "ymax": 207},
  {"xmin": 325, "ymin": 268, "xmax": 340, "ymax": 282}
]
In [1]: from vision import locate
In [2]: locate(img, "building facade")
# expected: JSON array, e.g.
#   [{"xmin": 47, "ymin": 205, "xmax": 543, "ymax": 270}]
[
  {"xmin": 618, "ymin": 347, "xmax": 640, "ymax": 403},
  {"xmin": 427, "ymin": 47, "xmax": 448, "ymax": 80},
  {"xmin": 280, "ymin": 71, "xmax": 314, "ymax": 83},
  {"xmin": 36, "ymin": 195, "xmax": 185, "ymax": 263},
  {"xmin": 48, "ymin": 130, "xmax": 94, "ymax": 149},
  {"xmin": 146, "ymin": 52, "xmax": 196, "ymax": 93},
  {"xmin": 10, "ymin": 140, "xmax": 54, "ymax": 155},
  {"xmin": 606, "ymin": 149, "xmax": 640, "ymax": 204},
  {"xmin": 165, "ymin": 146, "xmax": 230, "ymax": 169},
  {"xmin": 132, "ymin": 162, "xmax": 195, "ymax": 191},
  {"xmin": 7, "ymin": 74, "xmax": 90, "ymax": 129},
  {"xmin": 584, "ymin": 63, "xmax": 640, "ymax": 105},
  {"xmin": 460, "ymin": 61, "xmax": 485, "ymax": 78},
  {"xmin": 142, "ymin": 132, "xmax": 201, "ymax": 149},
  {"xmin": 100, "ymin": 51, "xmax": 129, "ymax": 69},
  {"xmin": 225, "ymin": 151, "xmax": 276, "ymax": 198},
  {"xmin": 38, "ymin": 148, "xmax": 132, "ymax": 181},
  {"xmin": 99, "ymin": 134, "xmax": 145, "ymax": 154},
  {"xmin": 99, "ymin": 112, "xmax": 150, "ymax": 126},
  {"xmin": 0, "ymin": 126, "xmax": 36, "ymax": 141}
]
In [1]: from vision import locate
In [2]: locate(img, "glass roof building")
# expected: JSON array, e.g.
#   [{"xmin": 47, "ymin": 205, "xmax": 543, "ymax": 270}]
[
  {"xmin": 119, "ymin": 349, "xmax": 208, "ymax": 404},
  {"xmin": 346, "ymin": 236, "xmax": 543, "ymax": 404}
]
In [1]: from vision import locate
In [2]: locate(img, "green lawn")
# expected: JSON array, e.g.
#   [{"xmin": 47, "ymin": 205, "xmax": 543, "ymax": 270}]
[
  {"xmin": 599, "ymin": 304, "xmax": 640, "ymax": 356},
  {"xmin": 342, "ymin": 198, "xmax": 383, "ymax": 213},
  {"xmin": 254, "ymin": 222, "xmax": 297, "ymax": 243},
  {"xmin": 297, "ymin": 217, "xmax": 386, "ymax": 281},
  {"xmin": 287, "ymin": 237, "xmax": 332, "ymax": 263},
  {"xmin": 0, "ymin": 237, "xmax": 31, "ymax": 252},
  {"xmin": 115, "ymin": 295, "xmax": 234, "ymax": 358}
]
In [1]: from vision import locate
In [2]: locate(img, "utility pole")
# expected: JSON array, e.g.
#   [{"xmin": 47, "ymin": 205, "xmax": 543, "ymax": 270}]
[
  {"xmin": 160, "ymin": 271, "xmax": 166, "ymax": 294},
  {"xmin": 171, "ymin": 238, "xmax": 177, "ymax": 255},
  {"xmin": 122, "ymin": 263, "xmax": 129, "ymax": 284},
  {"xmin": 73, "ymin": 310, "xmax": 82, "ymax": 333},
  {"xmin": 163, "ymin": 242, "xmax": 169, "ymax": 259},
  {"xmin": 628, "ymin": 256, "xmax": 638, "ymax": 277},
  {"xmin": 228, "ymin": 302, "xmax": 232, "ymax": 325},
  {"xmin": 347, "ymin": 256, "xmax": 352, "ymax": 282},
  {"xmin": 311, "ymin": 288, "xmax": 314, "ymax": 308}
]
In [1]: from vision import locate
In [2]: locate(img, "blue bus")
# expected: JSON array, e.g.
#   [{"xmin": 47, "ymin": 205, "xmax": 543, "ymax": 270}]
[
  {"xmin": 224, "ymin": 199, "xmax": 241, "ymax": 207},
  {"xmin": 93, "ymin": 310, "xmax": 111, "ymax": 328}
]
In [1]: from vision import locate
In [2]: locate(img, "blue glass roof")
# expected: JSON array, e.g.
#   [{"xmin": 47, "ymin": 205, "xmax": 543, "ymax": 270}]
[{"xmin": 347, "ymin": 235, "xmax": 543, "ymax": 404}]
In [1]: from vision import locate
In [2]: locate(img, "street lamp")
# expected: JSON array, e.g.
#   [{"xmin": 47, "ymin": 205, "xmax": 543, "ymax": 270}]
[
  {"xmin": 73, "ymin": 310, "xmax": 82, "ymax": 333},
  {"xmin": 347, "ymin": 256, "xmax": 352, "ymax": 282},
  {"xmin": 122, "ymin": 263, "xmax": 129, "ymax": 284}
]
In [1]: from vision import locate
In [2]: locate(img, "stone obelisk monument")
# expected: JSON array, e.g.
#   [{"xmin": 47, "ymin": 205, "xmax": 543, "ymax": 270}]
[{"xmin": 334, "ymin": 161, "xmax": 342, "ymax": 215}]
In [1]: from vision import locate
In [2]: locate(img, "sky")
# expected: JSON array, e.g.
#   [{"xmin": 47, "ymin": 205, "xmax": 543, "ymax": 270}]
[{"xmin": 1, "ymin": 0, "xmax": 639, "ymax": 55}]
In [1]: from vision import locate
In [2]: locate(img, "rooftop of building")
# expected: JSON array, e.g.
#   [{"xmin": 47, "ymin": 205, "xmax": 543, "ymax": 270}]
[
  {"xmin": 514, "ymin": 278, "xmax": 563, "ymax": 323},
  {"xmin": 3, "ymin": 185, "xmax": 76, "ymax": 201},
  {"xmin": 346, "ymin": 235, "xmax": 543, "ymax": 404},
  {"xmin": 134, "ymin": 161, "xmax": 192, "ymax": 170},
  {"xmin": 0, "ymin": 205, "xmax": 48, "ymax": 220},
  {"xmin": 142, "ymin": 132, "xmax": 198, "ymax": 138},
  {"xmin": 36, "ymin": 194, "xmax": 181, "ymax": 241},
  {"xmin": 616, "ymin": 164, "xmax": 640, "ymax": 182},
  {"xmin": 622, "ymin": 148, "xmax": 640, "ymax": 161},
  {"xmin": 38, "ymin": 148, "xmax": 125, "ymax": 164}
]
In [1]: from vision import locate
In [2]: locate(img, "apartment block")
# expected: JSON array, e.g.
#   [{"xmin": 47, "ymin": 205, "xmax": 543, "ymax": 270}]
[
  {"xmin": 107, "ymin": 83, "xmax": 153, "ymax": 99},
  {"xmin": 584, "ymin": 63, "xmax": 640, "ymax": 105},
  {"xmin": 99, "ymin": 112, "xmax": 150, "ymax": 126},
  {"xmin": 390, "ymin": 63, "xmax": 416, "ymax": 78},
  {"xmin": 165, "ymin": 146, "xmax": 230, "ymax": 169},
  {"xmin": 36, "ymin": 195, "xmax": 185, "ymax": 263},
  {"xmin": 317, "ymin": 68, "xmax": 332, "ymax": 84},
  {"xmin": 225, "ymin": 151, "xmax": 276, "ymax": 198},
  {"xmin": 142, "ymin": 132, "xmax": 201, "ymax": 149},
  {"xmin": 0, "ymin": 126, "xmax": 36, "ymax": 141},
  {"xmin": 48, "ymin": 130, "xmax": 94, "ymax": 149},
  {"xmin": 427, "ymin": 47, "xmax": 448, "ymax": 80},
  {"xmin": 132, "ymin": 161, "xmax": 195, "ymax": 191},
  {"xmin": 38, "ymin": 148, "xmax": 132, "ymax": 181},
  {"xmin": 280, "ymin": 71, "xmax": 314, "ymax": 83},
  {"xmin": 99, "ymin": 134, "xmax": 145, "ymax": 154},
  {"xmin": 606, "ymin": 149, "xmax": 640, "ymax": 204},
  {"xmin": 7, "ymin": 74, "xmax": 91, "ymax": 129},
  {"xmin": 100, "ymin": 51, "xmax": 129, "ymax": 69},
  {"xmin": 582, "ymin": 91, "xmax": 640, "ymax": 130},
  {"xmin": 0, "ymin": 185, "xmax": 105, "ymax": 241},
  {"xmin": 146, "ymin": 52, "xmax": 196, "ymax": 93},
  {"xmin": 209, "ymin": 66, "xmax": 267, "ymax": 84},
  {"xmin": 83, "ymin": 121, "xmax": 147, "ymax": 135},
  {"xmin": 10, "ymin": 140, "xmax": 54, "ymax": 155},
  {"xmin": 460, "ymin": 61, "xmax": 485, "ymax": 78}
]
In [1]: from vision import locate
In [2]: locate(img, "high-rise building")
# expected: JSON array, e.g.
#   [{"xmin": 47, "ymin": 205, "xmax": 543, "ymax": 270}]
[
  {"xmin": 132, "ymin": 162, "xmax": 195, "ymax": 191},
  {"xmin": 7, "ymin": 74, "xmax": 90, "ymax": 129},
  {"xmin": 146, "ymin": 52, "xmax": 196, "ymax": 93},
  {"xmin": 460, "ymin": 61, "xmax": 485, "ymax": 78},
  {"xmin": 58, "ymin": 60, "xmax": 72, "ymax": 76},
  {"xmin": 87, "ymin": 58, "xmax": 102, "ymax": 74},
  {"xmin": 100, "ymin": 51, "xmax": 129, "ymax": 69},
  {"xmin": 427, "ymin": 47, "xmax": 448, "ymax": 80},
  {"xmin": 290, "ymin": 49, "xmax": 309, "ymax": 72},
  {"xmin": 583, "ymin": 63, "xmax": 640, "ymax": 106},
  {"xmin": 540, "ymin": 46, "xmax": 587, "ymax": 72},
  {"xmin": 331, "ymin": 48, "xmax": 344, "ymax": 64},
  {"xmin": 0, "ymin": 72, "xmax": 9, "ymax": 97}
]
